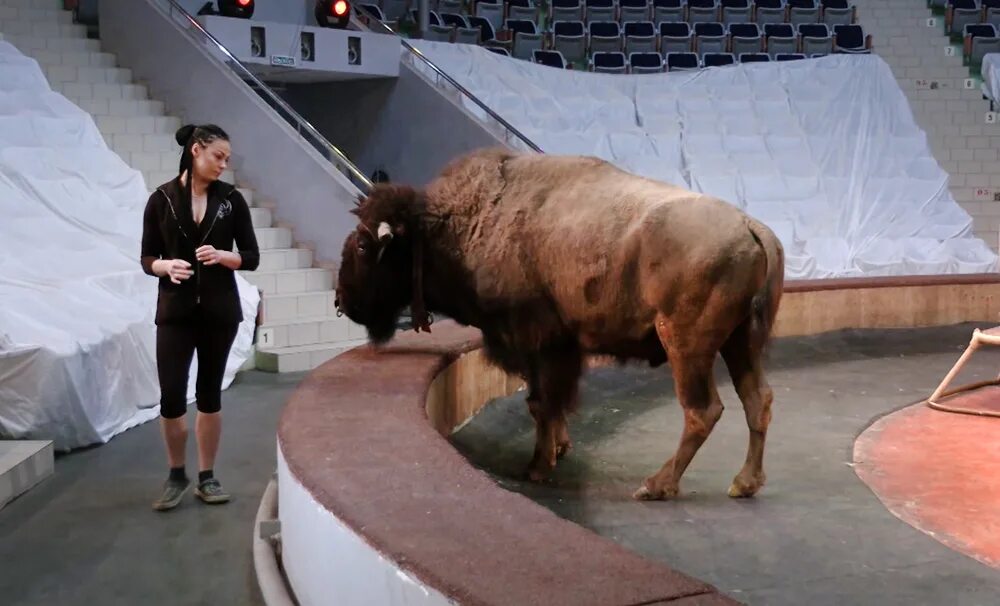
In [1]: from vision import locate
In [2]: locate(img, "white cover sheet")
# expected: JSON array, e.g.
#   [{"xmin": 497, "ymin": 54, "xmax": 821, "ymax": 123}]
[
  {"xmin": 983, "ymin": 53, "xmax": 1000, "ymax": 105},
  {"xmin": 0, "ymin": 42, "xmax": 259, "ymax": 451},
  {"xmin": 408, "ymin": 43, "xmax": 998, "ymax": 279}
]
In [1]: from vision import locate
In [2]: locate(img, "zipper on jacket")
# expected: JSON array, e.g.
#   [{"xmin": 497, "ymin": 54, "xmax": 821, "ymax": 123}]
[{"xmin": 159, "ymin": 187, "xmax": 229, "ymax": 307}]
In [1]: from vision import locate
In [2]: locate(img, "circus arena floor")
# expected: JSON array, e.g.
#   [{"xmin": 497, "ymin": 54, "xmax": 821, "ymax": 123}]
[{"xmin": 451, "ymin": 323, "xmax": 1000, "ymax": 606}]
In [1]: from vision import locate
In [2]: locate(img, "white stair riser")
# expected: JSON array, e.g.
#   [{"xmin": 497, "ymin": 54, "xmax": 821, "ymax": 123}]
[
  {"xmin": 0, "ymin": 20, "xmax": 85, "ymax": 37},
  {"xmin": 255, "ymin": 316, "xmax": 361, "ymax": 349},
  {"xmin": 250, "ymin": 207, "xmax": 272, "ymax": 228},
  {"xmin": 96, "ymin": 115, "xmax": 181, "ymax": 136},
  {"xmin": 242, "ymin": 269, "xmax": 332, "ymax": 295},
  {"xmin": 72, "ymin": 98, "xmax": 164, "ymax": 117},
  {"xmin": 58, "ymin": 82, "xmax": 147, "ymax": 101},
  {"xmin": 0, "ymin": 7, "xmax": 74, "ymax": 23},
  {"xmin": 1, "ymin": 35, "xmax": 99, "ymax": 52},
  {"xmin": 44, "ymin": 65, "xmax": 132, "ymax": 85},
  {"xmin": 258, "ymin": 249, "xmax": 313, "ymax": 272},
  {"xmin": 254, "ymin": 228, "xmax": 293, "ymax": 250},
  {"xmin": 261, "ymin": 291, "xmax": 337, "ymax": 322},
  {"xmin": 17, "ymin": 49, "xmax": 115, "ymax": 68},
  {"xmin": 255, "ymin": 344, "xmax": 359, "ymax": 373}
]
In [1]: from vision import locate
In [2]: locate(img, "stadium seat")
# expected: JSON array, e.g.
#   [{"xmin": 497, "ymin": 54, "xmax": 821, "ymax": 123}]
[
  {"xmin": 703, "ymin": 52, "xmax": 736, "ymax": 66},
  {"xmin": 798, "ymin": 23, "xmax": 833, "ymax": 56},
  {"xmin": 553, "ymin": 21, "xmax": 588, "ymax": 63},
  {"xmin": 624, "ymin": 21, "xmax": 658, "ymax": 54},
  {"xmin": 776, "ymin": 52, "xmax": 808, "ymax": 60},
  {"xmin": 485, "ymin": 46, "xmax": 511, "ymax": 56},
  {"xmin": 832, "ymin": 23, "xmax": 872, "ymax": 53},
  {"xmin": 764, "ymin": 23, "xmax": 797, "ymax": 56},
  {"xmin": 788, "ymin": 0, "xmax": 821, "ymax": 25},
  {"xmin": 620, "ymin": 0, "xmax": 652, "ymax": 23},
  {"xmin": 630, "ymin": 51, "xmax": 665, "ymax": 73},
  {"xmin": 468, "ymin": 16, "xmax": 498, "ymax": 44},
  {"xmin": 508, "ymin": 0, "xmax": 539, "ymax": 24},
  {"xmin": 550, "ymin": 0, "xmax": 585, "ymax": 24},
  {"xmin": 720, "ymin": 0, "xmax": 751, "ymax": 25},
  {"xmin": 754, "ymin": 0, "xmax": 786, "ymax": 26},
  {"xmin": 740, "ymin": 52, "xmax": 772, "ymax": 62},
  {"xmin": 586, "ymin": 0, "xmax": 616, "ymax": 23},
  {"xmin": 506, "ymin": 19, "xmax": 544, "ymax": 59},
  {"xmin": 820, "ymin": 0, "xmax": 856, "ymax": 27},
  {"xmin": 591, "ymin": 51, "xmax": 628, "ymax": 73},
  {"xmin": 589, "ymin": 21, "xmax": 624, "ymax": 53},
  {"xmin": 694, "ymin": 22, "xmax": 727, "ymax": 57},
  {"xmin": 653, "ymin": 0, "xmax": 685, "ymax": 24},
  {"xmin": 687, "ymin": 0, "xmax": 720, "ymax": 24},
  {"xmin": 533, "ymin": 49, "xmax": 568, "ymax": 68},
  {"xmin": 965, "ymin": 24, "xmax": 1000, "ymax": 67},
  {"xmin": 660, "ymin": 22, "xmax": 693, "ymax": 53},
  {"xmin": 474, "ymin": 1, "xmax": 504, "ymax": 31},
  {"xmin": 729, "ymin": 23, "xmax": 762, "ymax": 57},
  {"xmin": 666, "ymin": 51, "xmax": 700, "ymax": 70},
  {"xmin": 946, "ymin": 0, "xmax": 980, "ymax": 38},
  {"xmin": 984, "ymin": 0, "xmax": 1000, "ymax": 29}
]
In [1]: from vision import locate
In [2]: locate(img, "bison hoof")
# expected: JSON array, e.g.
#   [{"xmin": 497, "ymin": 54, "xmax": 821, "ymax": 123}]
[
  {"xmin": 728, "ymin": 473, "xmax": 765, "ymax": 498},
  {"xmin": 632, "ymin": 483, "xmax": 679, "ymax": 501},
  {"xmin": 526, "ymin": 466, "xmax": 551, "ymax": 482},
  {"xmin": 555, "ymin": 441, "xmax": 573, "ymax": 459}
]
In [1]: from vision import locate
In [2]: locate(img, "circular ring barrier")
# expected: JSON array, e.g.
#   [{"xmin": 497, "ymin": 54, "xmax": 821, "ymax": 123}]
[{"xmin": 273, "ymin": 274, "xmax": 1000, "ymax": 606}]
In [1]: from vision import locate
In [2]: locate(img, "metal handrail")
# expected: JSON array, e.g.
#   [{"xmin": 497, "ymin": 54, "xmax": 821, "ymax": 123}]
[
  {"xmin": 155, "ymin": 0, "xmax": 374, "ymax": 192},
  {"xmin": 356, "ymin": 8, "xmax": 543, "ymax": 154}
]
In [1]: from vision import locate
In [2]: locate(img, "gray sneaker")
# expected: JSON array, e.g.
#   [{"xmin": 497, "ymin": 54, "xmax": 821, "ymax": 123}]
[
  {"xmin": 195, "ymin": 478, "xmax": 231, "ymax": 505},
  {"xmin": 152, "ymin": 478, "xmax": 190, "ymax": 511}
]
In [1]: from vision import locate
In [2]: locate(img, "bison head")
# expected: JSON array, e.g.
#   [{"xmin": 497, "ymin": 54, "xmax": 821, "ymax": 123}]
[{"xmin": 335, "ymin": 184, "xmax": 424, "ymax": 345}]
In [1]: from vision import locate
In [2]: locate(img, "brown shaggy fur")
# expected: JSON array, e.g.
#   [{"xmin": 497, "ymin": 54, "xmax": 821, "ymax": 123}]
[{"xmin": 336, "ymin": 148, "xmax": 785, "ymax": 500}]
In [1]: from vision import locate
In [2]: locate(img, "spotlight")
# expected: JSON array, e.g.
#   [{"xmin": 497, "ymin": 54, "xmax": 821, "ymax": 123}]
[
  {"xmin": 218, "ymin": 0, "xmax": 255, "ymax": 18},
  {"xmin": 315, "ymin": 0, "xmax": 352, "ymax": 29}
]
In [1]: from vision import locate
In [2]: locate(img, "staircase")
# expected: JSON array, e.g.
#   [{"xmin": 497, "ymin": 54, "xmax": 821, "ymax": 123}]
[
  {"xmin": 858, "ymin": 0, "xmax": 1000, "ymax": 251},
  {"xmin": 0, "ymin": 0, "xmax": 366, "ymax": 372}
]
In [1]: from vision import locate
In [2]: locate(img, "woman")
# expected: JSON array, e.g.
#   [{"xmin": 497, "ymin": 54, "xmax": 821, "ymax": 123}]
[{"xmin": 140, "ymin": 123, "xmax": 260, "ymax": 512}]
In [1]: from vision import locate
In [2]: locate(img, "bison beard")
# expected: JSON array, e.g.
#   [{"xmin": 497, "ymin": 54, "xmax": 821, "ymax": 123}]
[{"xmin": 336, "ymin": 148, "xmax": 785, "ymax": 501}]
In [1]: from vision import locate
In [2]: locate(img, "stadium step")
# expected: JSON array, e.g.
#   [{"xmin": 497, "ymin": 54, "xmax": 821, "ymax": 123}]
[
  {"xmin": 260, "ymin": 290, "xmax": 338, "ymax": 323},
  {"xmin": 254, "ymin": 341, "xmax": 367, "ymax": 373},
  {"xmin": 254, "ymin": 313, "xmax": 365, "ymax": 349},
  {"xmin": 239, "ymin": 267, "xmax": 332, "ymax": 295},
  {"xmin": 0, "ymin": 440, "xmax": 54, "ymax": 511}
]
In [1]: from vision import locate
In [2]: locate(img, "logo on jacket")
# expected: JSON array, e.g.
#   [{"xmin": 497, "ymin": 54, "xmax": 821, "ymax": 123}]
[{"xmin": 217, "ymin": 199, "xmax": 232, "ymax": 219}]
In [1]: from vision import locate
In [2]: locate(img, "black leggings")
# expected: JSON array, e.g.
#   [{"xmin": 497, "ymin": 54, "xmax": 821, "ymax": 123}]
[{"xmin": 156, "ymin": 313, "xmax": 239, "ymax": 419}]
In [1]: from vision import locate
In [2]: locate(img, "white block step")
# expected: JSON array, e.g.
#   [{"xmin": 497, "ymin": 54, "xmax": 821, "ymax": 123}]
[
  {"xmin": 255, "ymin": 341, "xmax": 367, "ymax": 373},
  {"xmin": 44, "ymin": 65, "xmax": 132, "ymax": 85},
  {"xmin": 0, "ymin": 6, "xmax": 74, "ymax": 23},
  {"xmin": 28, "ymin": 49, "xmax": 115, "ymax": 68},
  {"xmin": 0, "ymin": 440, "xmax": 54, "ymax": 511},
  {"xmin": 250, "ymin": 207, "xmax": 272, "ymax": 228},
  {"xmin": 255, "ymin": 313, "xmax": 365, "ymax": 349},
  {"xmin": 57, "ymin": 82, "xmax": 148, "ymax": 101},
  {"xmin": 258, "ymin": 248, "xmax": 313, "ymax": 272},
  {"xmin": 2, "ymin": 34, "xmax": 100, "ymax": 52},
  {"xmin": 261, "ymin": 289, "xmax": 337, "ymax": 322},
  {"xmin": 254, "ymin": 227, "xmax": 293, "ymax": 250},
  {"xmin": 96, "ymin": 115, "xmax": 181, "ymax": 136},
  {"xmin": 240, "ymin": 267, "xmax": 332, "ymax": 295}
]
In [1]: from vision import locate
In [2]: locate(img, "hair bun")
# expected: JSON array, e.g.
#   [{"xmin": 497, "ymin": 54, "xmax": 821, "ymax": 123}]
[{"xmin": 174, "ymin": 124, "xmax": 196, "ymax": 146}]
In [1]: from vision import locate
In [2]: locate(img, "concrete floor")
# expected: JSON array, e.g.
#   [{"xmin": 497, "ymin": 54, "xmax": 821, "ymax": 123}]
[
  {"xmin": 0, "ymin": 370, "xmax": 302, "ymax": 606},
  {"xmin": 451, "ymin": 323, "xmax": 1000, "ymax": 605}
]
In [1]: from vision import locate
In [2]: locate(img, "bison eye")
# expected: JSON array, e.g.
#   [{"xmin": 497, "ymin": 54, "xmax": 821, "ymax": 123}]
[{"xmin": 358, "ymin": 244, "xmax": 366, "ymax": 256}]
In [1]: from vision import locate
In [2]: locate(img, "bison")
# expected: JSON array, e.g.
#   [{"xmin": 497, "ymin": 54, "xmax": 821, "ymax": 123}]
[{"xmin": 334, "ymin": 148, "xmax": 784, "ymax": 501}]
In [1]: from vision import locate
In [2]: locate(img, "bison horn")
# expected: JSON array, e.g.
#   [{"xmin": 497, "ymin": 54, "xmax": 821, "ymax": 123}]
[{"xmin": 377, "ymin": 221, "xmax": 393, "ymax": 242}]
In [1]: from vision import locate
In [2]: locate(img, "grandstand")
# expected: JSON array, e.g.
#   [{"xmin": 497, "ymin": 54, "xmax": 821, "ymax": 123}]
[{"xmin": 4, "ymin": 1, "xmax": 1000, "ymax": 604}]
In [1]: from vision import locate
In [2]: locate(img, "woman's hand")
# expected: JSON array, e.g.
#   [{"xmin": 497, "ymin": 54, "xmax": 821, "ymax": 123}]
[
  {"xmin": 153, "ymin": 259, "xmax": 193, "ymax": 284},
  {"xmin": 196, "ymin": 245, "xmax": 242, "ymax": 270}
]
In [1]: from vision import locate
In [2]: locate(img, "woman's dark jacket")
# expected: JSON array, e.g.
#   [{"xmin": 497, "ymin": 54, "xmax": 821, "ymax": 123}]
[{"xmin": 140, "ymin": 176, "xmax": 260, "ymax": 325}]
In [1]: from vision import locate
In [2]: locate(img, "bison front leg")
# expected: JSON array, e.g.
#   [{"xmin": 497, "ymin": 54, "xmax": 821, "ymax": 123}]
[{"xmin": 524, "ymin": 350, "xmax": 582, "ymax": 482}]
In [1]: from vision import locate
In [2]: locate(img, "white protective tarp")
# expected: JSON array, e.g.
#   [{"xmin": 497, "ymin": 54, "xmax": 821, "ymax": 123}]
[
  {"xmin": 408, "ymin": 42, "xmax": 998, "ymax": 279},
  {"xmin": 982, "ymin": 53, "xmax": 1000, "ymax": 106},
  {"xmin": 0, "ymin": 42, "xmax": 260, "ymax": 451}
]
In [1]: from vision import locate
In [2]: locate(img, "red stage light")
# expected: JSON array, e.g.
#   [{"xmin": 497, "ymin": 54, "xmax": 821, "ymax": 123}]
[{"xmin": 333, "ymin": 0, "xmax": 348, "ymax": 15}]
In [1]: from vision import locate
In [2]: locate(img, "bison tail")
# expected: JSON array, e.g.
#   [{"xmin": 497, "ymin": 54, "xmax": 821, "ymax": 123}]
[{"xmin": 746, "ymin": 219, "xmax": 785, "ymax": 353}]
